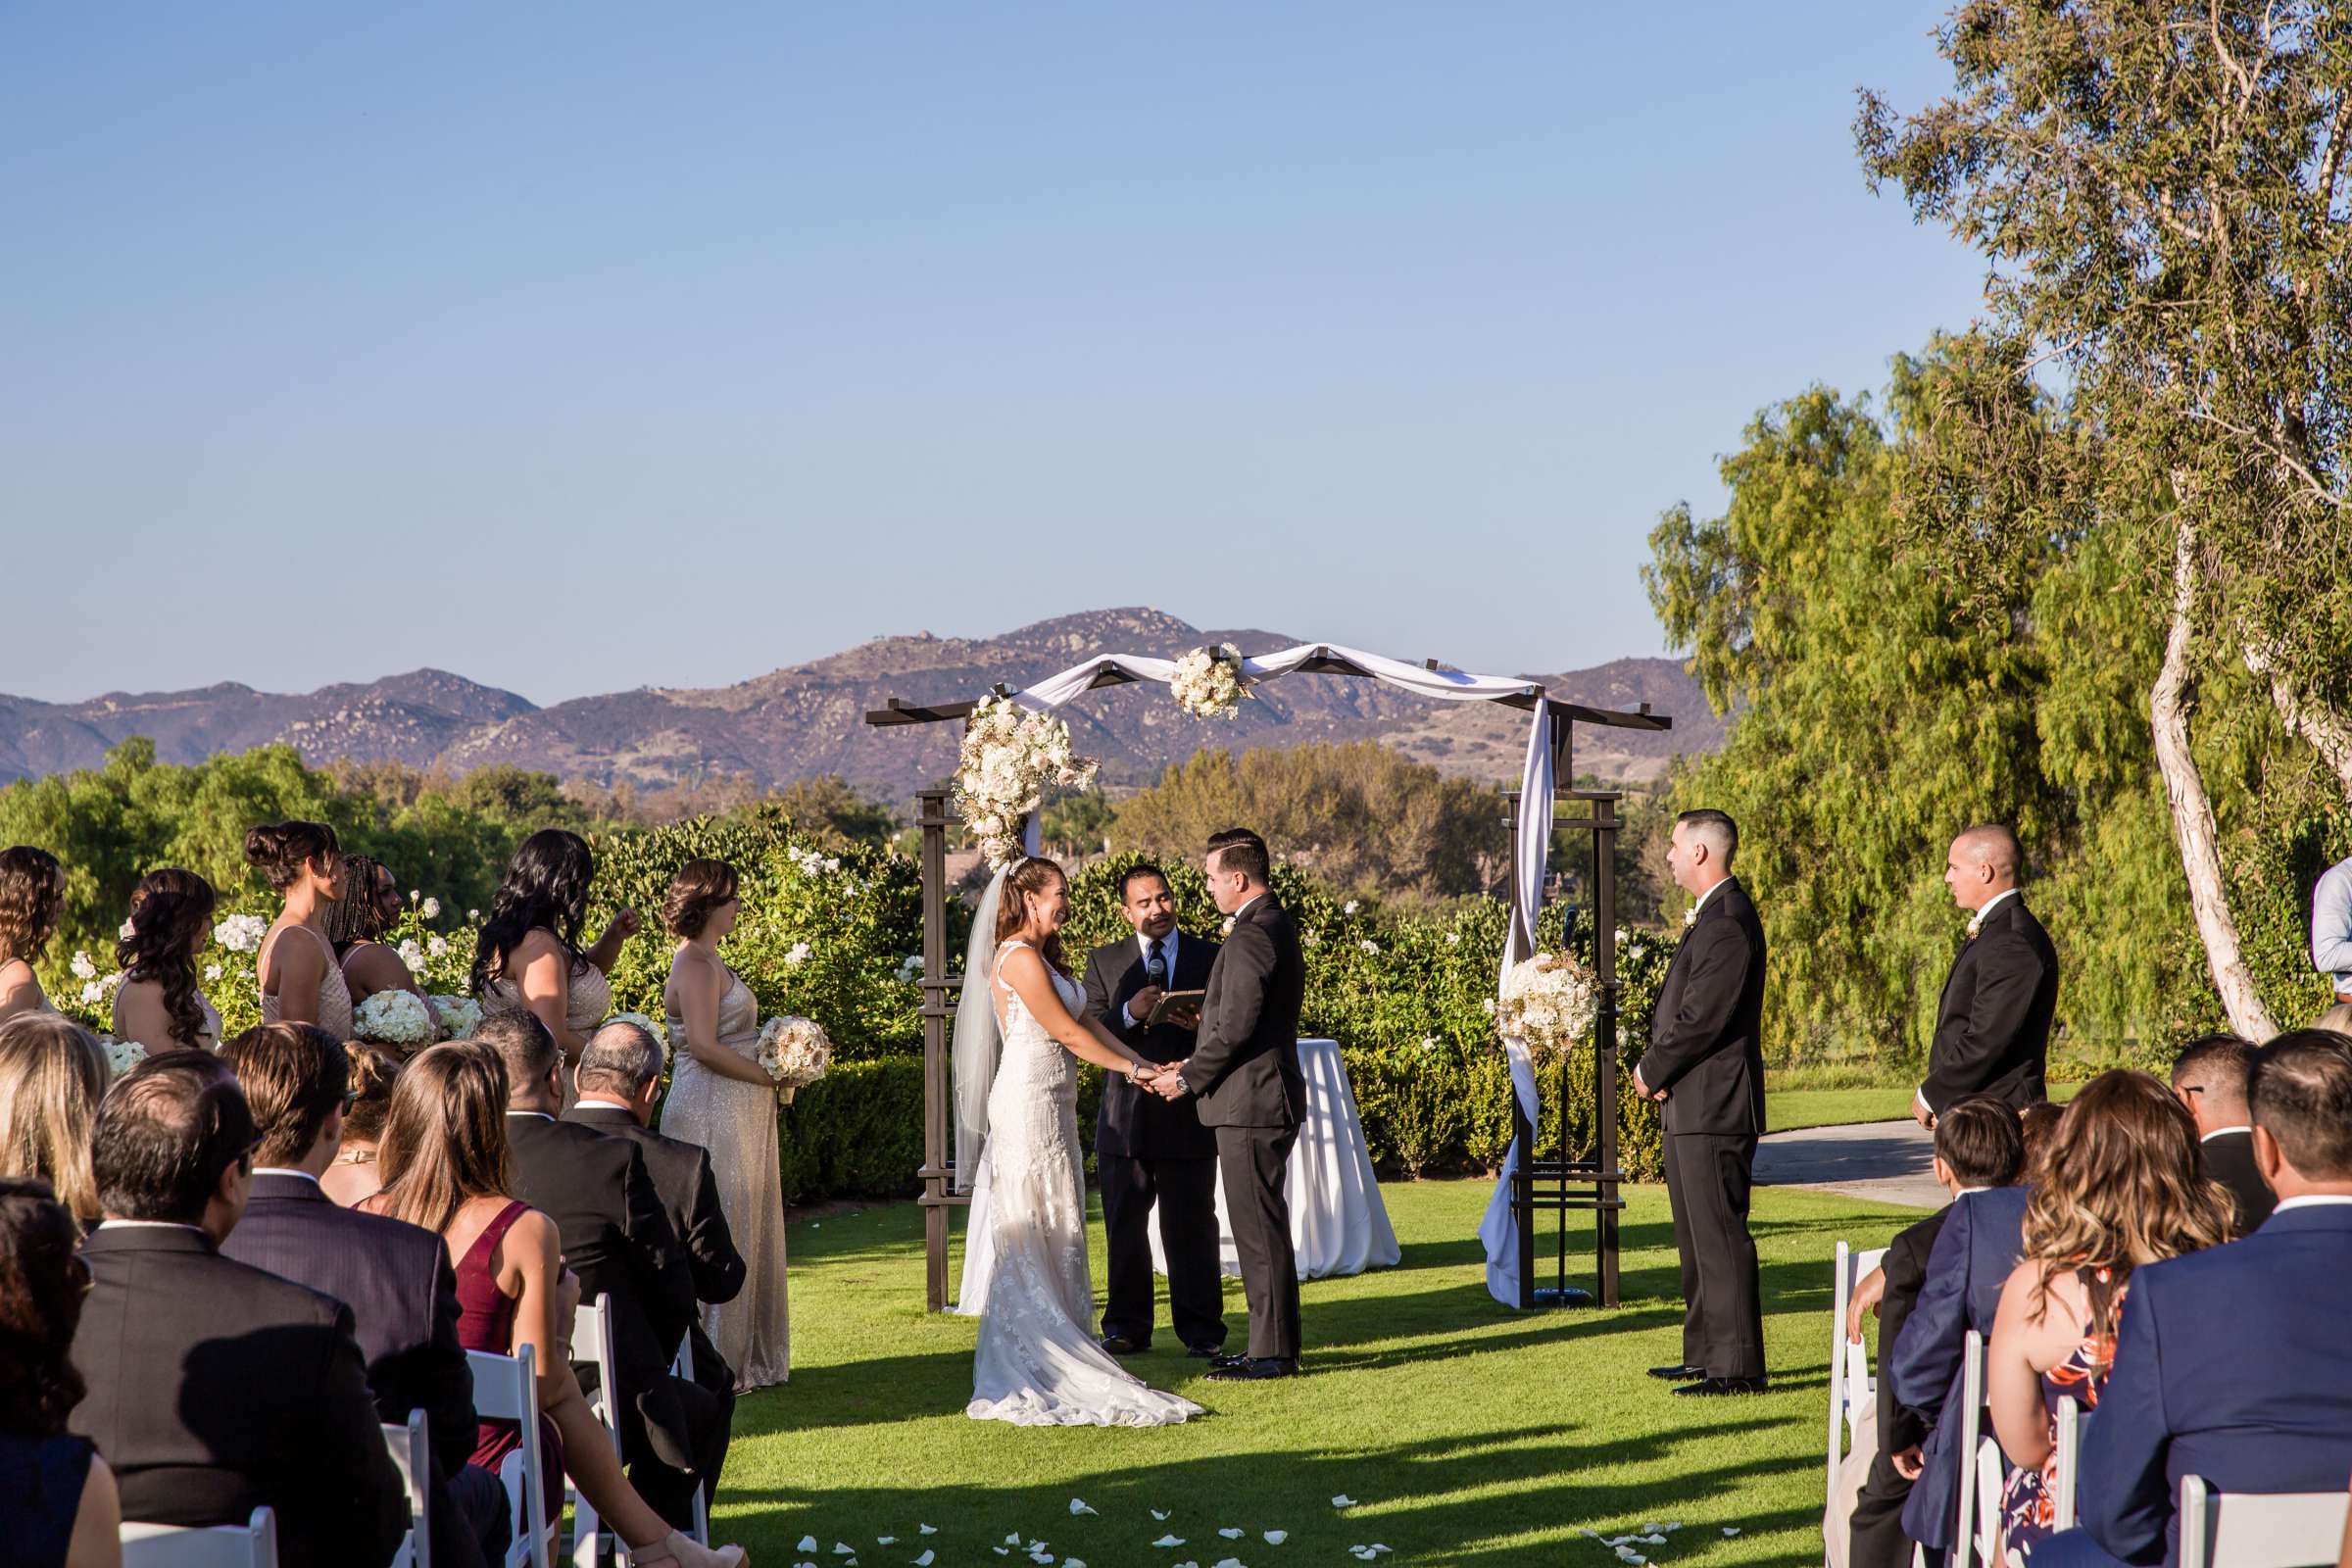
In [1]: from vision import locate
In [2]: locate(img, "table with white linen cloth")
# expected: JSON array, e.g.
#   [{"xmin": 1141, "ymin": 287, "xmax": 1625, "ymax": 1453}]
[{"xmin": 1148, "ymin": 1038, "xmax": 1400, "ymax": 1282}]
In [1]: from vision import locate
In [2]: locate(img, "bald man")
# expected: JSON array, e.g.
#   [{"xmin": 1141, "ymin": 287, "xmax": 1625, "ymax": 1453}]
[{"xmin": 1915, "ymin": 825, "xmax": 2058, "ymax": 1125}]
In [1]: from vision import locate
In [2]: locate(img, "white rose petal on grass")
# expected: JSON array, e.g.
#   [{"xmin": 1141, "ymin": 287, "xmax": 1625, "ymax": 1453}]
[
  {"xmin": 877, "ymin": 1538, "xmax": 895, "ymax": 1545},
  {"xmin": 834, "ymin": 1546, "xmax": 856, "ymax": 1557},
  {"xmin": 1261, "ymin": 1533, "xmax": 1286, "ymax": 1545},
  {"xmin": 1331, "ymin": 1495, "xmax": 1357, "ymax": 1508},
  {"xmin": 1721, "ymin": 1528, "xmax": 1741, "ymax": 1539},
  {"xmin": 1210, "ymin": 1559, "xmax": 1247, "ymax": 1568},
  {"xmin": 919, "ymin": 1526, "xmax": 937, "ymax": 1536},
  {"xmin": 1069, "ymin": 1498, "xmax": 1097, "ymax": 1516},
  {"xmin": 1152, "ymin": 1536, "xmax": 1186, "ymax": 1548},
  {"xmin": 1219, "ymin": 1530, "xmax": 1243, "ymax": 1540},
  {"xmin": 913, "ymin": 1556, "xmax": 934, "ymax": 1568},
  {"xmin": 801, "ymin": 1537, "xmax": 818, "ymax": 1552},
  {"xmin": 1152, "ymin": 1510, "xmax": 1171, "ymax": 1521}
]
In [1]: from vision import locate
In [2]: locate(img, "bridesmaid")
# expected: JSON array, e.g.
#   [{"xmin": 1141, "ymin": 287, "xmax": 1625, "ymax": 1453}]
[
  {"xmin": 474, "ymin": 830, "xmax": 639, "ymax": 1106},
  {"xmin": 113, "ymin": 869, "xmax": 222, "ymax": 1054},
  {"xmin": 248, "ymin": 821, "xmax": 353, "ymax": 1038},
  {"xmin": 0, "ymin": 847, "xmax": 66, "ymax": 1024},
  {"xmin": 660, "ymin": 858, "xmax": 791, "ymax": 1390},
  {"xmin": 326, "ymin": 853, "xmax": 440, "ymax": 1034}
]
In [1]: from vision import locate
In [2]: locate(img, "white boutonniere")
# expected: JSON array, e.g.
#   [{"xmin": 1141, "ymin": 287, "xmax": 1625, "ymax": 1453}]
[
  {"xmin": 1220, "ymin": 915, "xmax": 1237, "ymax": 938},
  {"xmin": 1965, "ymin": 911, "xmax": 1984, "ymax": 940},
  {"xmin": 1682, "ymin": 906, "xmax": 1698, "ymax": 929}
]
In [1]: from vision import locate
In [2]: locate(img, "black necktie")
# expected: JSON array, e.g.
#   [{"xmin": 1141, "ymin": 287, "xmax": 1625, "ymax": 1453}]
[{"xmin": 1147, "ymin": 938, "xmax": 1167, "ymax": 990}]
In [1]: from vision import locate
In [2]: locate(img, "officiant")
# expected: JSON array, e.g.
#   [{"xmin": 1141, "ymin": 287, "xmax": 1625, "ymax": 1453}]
[{"xmin": 1081, "ymin": 862, "xmax": 1227, "ymax": 1358}]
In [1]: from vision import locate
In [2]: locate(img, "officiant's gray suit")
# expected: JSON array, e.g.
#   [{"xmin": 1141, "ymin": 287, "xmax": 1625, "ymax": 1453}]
[{"xmin": 1177, "ymin": 893, "xmax": 1307, "ymax": 1361}]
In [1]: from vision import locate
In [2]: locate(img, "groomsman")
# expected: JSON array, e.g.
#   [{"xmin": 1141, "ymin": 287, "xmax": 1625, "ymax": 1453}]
[
  {"xmin": 1915, "ymin": 824, "xmax": 2058, "ymax": 1125},
  {"xmin": 1081, "ymin": 862, "xmax": 1226, "ymax": 1357},
  {"xmin": 1635, "ymin": 808, "xmax": 1769, "ymax": 1396}
]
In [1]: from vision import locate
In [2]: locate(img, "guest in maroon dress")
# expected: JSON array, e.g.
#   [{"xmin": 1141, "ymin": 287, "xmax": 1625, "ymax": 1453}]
[{"xmin": 364, "ymin": 1043, "xmax": 748, "ymax": 1568}]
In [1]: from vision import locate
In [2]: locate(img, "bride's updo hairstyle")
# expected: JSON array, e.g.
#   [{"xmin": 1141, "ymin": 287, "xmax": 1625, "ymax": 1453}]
[
  {"xmin": 995, "ymin": 857, "xmax": 1072, "ymax": 978},
  {"xmin": 472, "ymin": 828, "xmax": 596, "ymax": 994},
  {"xmin": 117, "ymin": 869, "xmax": 218, "ymax": 1050},
  {"xmin": 663, "ymin": 858, "xmax": 740, "ymax": 940},
  {"xmin": 244, "ymin": 820, "xmax": 341, "ymax": 893}
]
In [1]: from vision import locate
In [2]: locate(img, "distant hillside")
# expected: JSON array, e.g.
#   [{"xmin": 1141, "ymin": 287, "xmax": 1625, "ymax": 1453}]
[{"xmin": 0, "ymin": 609, "xmax": 1725, "ymax": 803}]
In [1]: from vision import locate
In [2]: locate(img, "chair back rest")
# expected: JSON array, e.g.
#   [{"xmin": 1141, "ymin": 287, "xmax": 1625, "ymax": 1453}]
[
  {"xmin": 570, "ymin": 1293, "xmax": 624, "ymax": 1461},
  {"xmin": 384, "ymin": 1408, "xmax": 430, "ymax": 1568},
  {"xmin": 465, "ymin": 1344, "xmax": 551, "ymax": 1568},
  {"xmin": 1951, "ymin": 1330, "xmax": 1989, "ymax": 1568},
  {"xmin": 672, "ymin": 1334, "xmax": 711, "ymax": 1549},
  {"xmin": 122, "ymin": 1507, "xmax": 279, "ymax": 1568},
  {"xmin": 2053, "ymin": 1401, "xmax": 2093, "ymax": 1531},
  {"xmin": 1827, "ymin": 1241, "xmax": 1892, "ymax": 1510},
  {"xmin": 2178, "ymin": 1477, "xmax": 2352, "ymax": 1568}
]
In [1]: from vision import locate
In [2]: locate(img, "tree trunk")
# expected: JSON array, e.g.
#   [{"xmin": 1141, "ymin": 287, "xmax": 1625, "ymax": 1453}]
[
  {"xmin": 2151, "ymin": 512, "xmax": 2281, "ymax": 1040},
  {"xmin": 2244, "ymin": 637, "xmax": 2352, "ymax": 801}
]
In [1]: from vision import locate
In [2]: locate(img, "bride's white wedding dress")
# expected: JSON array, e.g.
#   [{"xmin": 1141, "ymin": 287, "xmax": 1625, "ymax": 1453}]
[{"xmin": 966, "ymin": 940, "xmax": 1202, "ymax": 1427}]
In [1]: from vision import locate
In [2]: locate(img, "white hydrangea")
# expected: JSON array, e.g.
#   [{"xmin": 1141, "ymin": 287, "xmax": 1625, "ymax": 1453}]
[
  {"xmin": 214, "ymin": 913, "xmax": 269, "ymax": 955},
  {"xmin": 429, "ymin": 995, "xmax": 484, "ymax": 1041},
  {"xmin": 354, "ymin": 989, "xmax": 435, "ymax": 1046}
]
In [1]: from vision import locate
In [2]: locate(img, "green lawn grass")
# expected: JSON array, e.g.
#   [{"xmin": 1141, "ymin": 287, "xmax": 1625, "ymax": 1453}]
[
  {"xmin": 713, "ymin": 1179, "xmax": 1919, "ymax": 1567},
  {"xmin": 1767, "ymin": 1081, "xmax": 2082, "ymax": 1133}
]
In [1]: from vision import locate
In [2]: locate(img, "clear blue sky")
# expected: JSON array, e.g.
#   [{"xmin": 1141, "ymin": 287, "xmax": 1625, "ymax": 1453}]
[{"xmin": 1, "ymin": 3, "xmax": 1982, "ymax": 707}]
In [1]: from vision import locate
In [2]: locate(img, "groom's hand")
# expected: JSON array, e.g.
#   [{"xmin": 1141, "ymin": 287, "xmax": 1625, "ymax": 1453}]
[{"xmin": 1151, "ymin": 1060, "xmax": 1191, "ymax": 1101}]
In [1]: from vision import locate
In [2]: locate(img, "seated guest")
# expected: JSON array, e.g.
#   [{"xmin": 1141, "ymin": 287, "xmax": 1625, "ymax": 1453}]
[
  {"xmin": 365, "ymin": 1042, "xmax": 744, "ymax": 1568},
  {"xmin": 2036, "ymin": 1034, "xmax": 2352, "ymax": 1568},
  {"xmin": 1988, "ymin": 1071, "xmax": 2230, "ymax": 1562},
  {"xmin": 2170, "ymin": 1033, "xmax": 2275, "ymax": 1236},
  {"xmin": 0, "ymin": 1178, "xmax": 122, "ymax": 1568},
  {"xmin": 1890, "ymin": 1108, "xmax": 2037, "ymax": 1556},
  {"xmin": 1840, "ymin": 1098, "xmax": 2027, "ymax": 1568},
  {"xmin": 0, "ymin": 1014, "xmax": 107, "ymax": 1226},
  {"xmin": 565, "ymin": 1019, "xmax": 742, "ymax": 1525},
  {"xmin": 321, "ymin": 1043, "xmax": 401, "ymax": 1207},
  {"xmin": 476, "ymin": 1014, "xmax": 710, "ymax": 1533},
  {"xmin": 2019, "ymin": 1099, "xmax": 2065, "ymax": 1181},
  {"xmin": 2317, "ymin": 1002, "xmax": 2352, "ymax": 1039},
  {"xmin": 70, "ymin": 1052, "xmax": 408, "ymax": 1568},
  {"xmin": 218, "ymin": 1023, "xmax": 505, "ymax": 1568}
]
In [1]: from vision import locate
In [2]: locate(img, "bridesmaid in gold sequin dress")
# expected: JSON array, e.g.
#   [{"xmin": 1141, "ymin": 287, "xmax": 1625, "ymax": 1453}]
[
  {"xmin": 248, "ymin": 821, "xmax": 354, "ymax": 1040},
  {"xmin": 474, "ymin": 830, "xmax": 640, "ymax": 1110},
  {"xmin": 660, "ymin": 858, "xmax": 792, "ymax": 1391}
]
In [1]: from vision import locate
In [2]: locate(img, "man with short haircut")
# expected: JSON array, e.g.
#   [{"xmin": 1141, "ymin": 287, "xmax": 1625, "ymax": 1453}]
[
  {"xmin": 2037, "ymin": 1032, "xmax": 2352, "ymax": 1568},
  {"xmin": 1637, "ymin": 808, "xmax": 1770, "ymax": 1396},
  {"xmin": 478, "ymin": 1013, "xmax": 707, "ymax": 1531},
  {"xmin": 1840, "ymin": 1099, "xmax": 2025, "ymax": 1568},
  {"xmin": 566, "ymin": 1019, "xmax": 742, "ymax": 1524},
  {"xmin": 2170, "ymin": 1032, "xmax": 2275, "ymax": 1237},
  {"xmin": 1080, "ymin": 860, "xmax": 1224, "ymax": 1358},
  {"xmin": 2310, "ymin": 851, "xmax": 2352, "ymax": 1003},
  {"xmin": 219, "ymin": 1022, "xmax": 504, "ymax": 1568},
  {"xmin": 71, "ymin": 1053, "xmax": 409, "ymax": 1568},
  {"xmin": 1917, "ymin": 825, "xmax": 2059, "ymax": 1123}
]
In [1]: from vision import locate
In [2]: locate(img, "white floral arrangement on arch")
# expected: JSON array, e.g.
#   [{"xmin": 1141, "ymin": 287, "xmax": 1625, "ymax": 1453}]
[
  {"xmin": 609, "ymin": 1010, "xmax": 670, "ymax": 1067},
  {"xmin": 1495, "ymin": 949, "xmax": 1598, "ymax": 1061},
  {"xmin": 429, "ymin": 995, "xmax": 484, "ymax": 1041},
  {"xmin": 755, "ymin": 1014, "xmax": 833, "ymax": 1103},
  {"xmin": 953, "ymin": 694, "xmax": 1100, "ymax": 869},
  {"xmin": 353, "ymin": 989, "xmax": 436, "ymax": 1049},
  {"xmin": 1169, "ymin": 643, "xmax": 1250, "ymax": 720}
]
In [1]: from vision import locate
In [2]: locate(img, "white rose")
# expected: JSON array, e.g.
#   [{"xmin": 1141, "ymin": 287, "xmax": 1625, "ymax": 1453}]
[
  {"xmin": 426, "ymin": 936, "xmax": 449, "ymax": 958},
  {"xmin": 70, "ymin": 952, "xmax": 97, "ymax": 981},
  {"xmin": 421, "ymin": 897, "xmax": 442, "ymax": 919},
  {"xmin": 204, "ymin": 962, "xmax": 222, "ymax": 982}
]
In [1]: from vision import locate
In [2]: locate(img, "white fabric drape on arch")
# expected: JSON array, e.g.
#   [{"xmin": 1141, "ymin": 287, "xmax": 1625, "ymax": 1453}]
[{"xmin": 946, "ymin": 641, "xmax": 1551, "ymax": 1313}]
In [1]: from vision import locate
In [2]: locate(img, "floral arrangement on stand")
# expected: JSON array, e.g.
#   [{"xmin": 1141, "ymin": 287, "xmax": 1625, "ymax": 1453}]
[
  {"xmin": 952, "ymin": 694, "xmax": 1099, "ymax": 869},
  {"xmin": 755, "ymin": 1014, "xmax": 833, "ymax": 1103},
  {"xmin": 1169, "ymin": 643, "xmax": 1250, "ymax": 719},
  {"xmin": 1495, "ymin": 949, "xmax": 1599, "ymax": 1062}
]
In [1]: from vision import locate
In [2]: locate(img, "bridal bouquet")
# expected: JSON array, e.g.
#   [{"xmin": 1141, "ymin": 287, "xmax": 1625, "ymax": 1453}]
[
  {"xmin": 97, "ymin": 1036, "xmax": 146, "ymax": 1080},
  {"xmin": 429, "ymin": 995, "xmax": 484, "ymax": 1041},
  {"xmin": 1495, "ymin": 950, "xmax": 1598, "ymax": 1061},
  {"xmin": 953, "ymin": 694, "xmax": 1100, "ymax": 868},
  {"xmin": 1169, "ymin": 643, "xmax": 1250, "ymax": 719},
  {"xmin": 755, "ymin": 1014, "xmax": 832, "ymax": 1103},
  {"xmin": 609, "ymin": 1010, "xmax": 670, "ymax": 1067},
  {"xmin": 354, "ymin": 989, "xmax": 436, "ymax": 1049}
]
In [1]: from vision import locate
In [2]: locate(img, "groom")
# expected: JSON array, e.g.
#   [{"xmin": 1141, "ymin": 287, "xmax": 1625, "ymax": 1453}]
[{"xmin": 1149, "ymin": 827, "xmax": 1306, "ymax": 1381}]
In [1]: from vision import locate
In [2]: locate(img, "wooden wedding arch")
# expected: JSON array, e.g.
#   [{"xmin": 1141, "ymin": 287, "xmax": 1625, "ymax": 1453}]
[{"xmin": 865, "ymin": 648, "xmax": 1671, "ymax": 1312}]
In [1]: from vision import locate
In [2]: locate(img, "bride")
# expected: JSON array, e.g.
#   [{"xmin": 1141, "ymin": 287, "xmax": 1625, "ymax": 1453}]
[{"xmin": 960, "ymin": 856, "xmax": 1203, "ymax": 1427}]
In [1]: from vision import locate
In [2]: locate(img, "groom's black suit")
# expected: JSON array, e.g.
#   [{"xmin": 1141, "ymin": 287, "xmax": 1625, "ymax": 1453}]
[
  {"xmin": 1083, "ymin": 930, "xmax": 1225, "ymax": 1350},
  {"xmin": 1177, "ymin": 893, "xmax": 1306, "ymax": 1362}
]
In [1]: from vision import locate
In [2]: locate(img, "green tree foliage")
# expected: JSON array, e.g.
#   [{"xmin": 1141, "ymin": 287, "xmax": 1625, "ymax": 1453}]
[
  {"xmin": 759, "ymin": 775, "xmax": 901, "ymax": 850},
  {"xmin": 1109, "ymin": 742, "xmax": 1507, "ymax": 905}
]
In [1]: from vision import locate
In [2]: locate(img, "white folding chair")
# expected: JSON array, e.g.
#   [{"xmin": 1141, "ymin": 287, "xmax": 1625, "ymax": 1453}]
[
  {"xmin": 122, "ymin": 1507, "xmax": 279, "ymax": 1567},
  {"xmin": 1827, "ymin": 1241, "xmax": 1891, "ymax": 1508},
  {"xmin": 673, "ymin": 1333, "xmax": 711, "ymax": 1547},
  {"xmin": 569, "ymin": 1295, "xmax": 623, "ymax": 1568},
  {"xmin": 1973, "ymin": 1436, "xmax": 2006, "ymax": 1566},
  {"xmin": 2052, "ymin": 1401, "xmax": 2092, "ymax": 1532},
  {"xmin": 383, "ymin": 1408, "xmax": 432, "ymax": 1568},
  {"xmin": 2178, "ymin": 1477, "xmax": 2351, "ymax": 1568},
  {"xmin": 467, "ymin": 1344, "xmax": 552, "ymax": 1568},
  {"xmin": 1952, "ymin": 1329, "xmax": 1992, "ymax": 1568}
]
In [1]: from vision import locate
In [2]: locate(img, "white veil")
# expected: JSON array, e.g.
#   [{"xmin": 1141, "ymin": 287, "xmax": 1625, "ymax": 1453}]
[{"xmin": 950, "ymin": 863, "xmax": 1008, "ymax": 1192}]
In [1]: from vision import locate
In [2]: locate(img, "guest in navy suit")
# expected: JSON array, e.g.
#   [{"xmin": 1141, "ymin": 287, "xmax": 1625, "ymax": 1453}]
[
  {"xmin": 2035, "ymin": 1033, "xmax": 2352, "ymax": 1568},
  {"xmin": 2168, "ymin": 1034, "xmax": 2276, "ymax": 1237},
  {"xmin": 1890, "ymin": 1158, "xmax": 2034, "ymax": 1551}
]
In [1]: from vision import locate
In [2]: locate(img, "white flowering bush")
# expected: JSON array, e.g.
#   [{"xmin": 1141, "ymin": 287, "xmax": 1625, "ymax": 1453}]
[
  {"xmin": 354, "ymin": 988, "xmax": 435, "ymax": 1048},
  {"xmin": 1496, "ymin": 950, "xmax": 1599, "ymax": 1062},
  {"xmin": 952, "ymin": 695, "xmax": 1099, "ymax": 869},
  {"xmin": 756, "ymin": 1014, "xmax": 833, "ymax": 1102},
  {"xmin": 1169, "ymin": 643, "xmax": 1249, "ymax": 720},
  {"xmin": 213, "ymin": 913, "xmax": 269, "ymax": 956}
]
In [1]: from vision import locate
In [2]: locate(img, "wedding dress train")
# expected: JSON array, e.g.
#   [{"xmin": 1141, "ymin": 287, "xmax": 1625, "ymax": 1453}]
[{"xmin": 965, "ymin": 941, "xmax": 1201, "ymax": 1427}]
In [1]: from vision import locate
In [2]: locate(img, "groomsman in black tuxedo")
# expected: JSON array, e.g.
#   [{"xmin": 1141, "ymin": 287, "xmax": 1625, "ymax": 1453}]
[
  {"xmin": 1915, "ymin": 824, "xmax": 2059, "ymax": 1124},
  {"xmin": 1634, "ymin": 808, "xmax": 1770, "ymax": 1396},
  {"xmin": 1080, "ymin": 862, "xmax": 1225, "ymax": 1358},
  {"xmin": 2171, "ymin": 1032, "xmax": 2276, "ymax": 1237}
]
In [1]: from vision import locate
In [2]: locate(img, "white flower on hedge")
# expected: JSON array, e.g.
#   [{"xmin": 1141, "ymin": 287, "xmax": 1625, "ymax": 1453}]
[
  {"xmin": 896, "ymin": 955, "xmax": 924, "ymax": 983},
  {"xmin": 1358, "ymin": 940, "xmax": 1379, "ymax": 955},
  {"xmin": 204, "ymin": 962, "xmax": 222, "ymax": 983},
  {"xmin": 1481, "ymin": 997, "xmax": 1497, "ymax": 1014},
  {"xmin": 70, "ymin": 952, "xmax": 98, "ymax": 980},
  {"xmin": 214, "ymin": 913, "xmax": 269, "ymax": 955},
  {"xmin": 421, "ymin": 897, "xmax": 441, "ymax": 919},
  {"xmin": 1343, "ymin": 900, "xmax": 1359, "ymax": 915},
  {"xmin": 1420, "ymin": 1036, "xmax": 1438, "ymax": 1052},
  {"xmin": 785, "ymin": 941, "xmax": 813, "ymax": 966},
  {"xmin": 1446, "ymin": 931, "xmax": 1461, "ymax": 945},
  {"xmin": 79, "ymin": 980, "xmax": 106, "ymax": 1004},
  {"xmin": 409, "ymin": 889, "xmax": 420, "ymax": 904},
  {"xmin": 354, "ymin": 989, "xmax": 435, "ymax": 1047},
  {"xmin": 1302, "ymin": 931, "xmax": 1318, "ymax": 947},
  {"xmin": 426, "ymin": 935, "xmax": 448, "ymax": 958},
  {"xmin": 397, "ymin": 939, "xmax": 427, "ymax": 973},
  {"xmin": 467, "ymin": 908, "xmax": 480, "ymax": 921}
]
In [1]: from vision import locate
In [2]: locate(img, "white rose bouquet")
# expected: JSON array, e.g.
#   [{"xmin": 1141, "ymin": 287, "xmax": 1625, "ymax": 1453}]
[
  {"xmin": 98, "ymin": 1036, "xmax": 147, "ymax": 1079},
  {"xmin": 429, "ymin": 995, "xmax": 484, "ymax": 1041},
  {"xmin": 1169, "ymin": 643, "xmax": 1250, "ymax": 720},
  {"xmin": 755, "ymin": 1014, "xmax": 832, "ymax": 1103},
  {"xmin": 353, "ymin": 989, "xmax": 435, "ymax": 1049},
  {"xmin": 609, "ymin": 1010, "xmax": 670, "ymax": 1067},
  {"xmin": 1495, "ymin": 950, "xmax": 1598, "ymax": 1061},
  {"xmin": 953, "ymin": 695, "xmax": 1100, "ymax": 869}
]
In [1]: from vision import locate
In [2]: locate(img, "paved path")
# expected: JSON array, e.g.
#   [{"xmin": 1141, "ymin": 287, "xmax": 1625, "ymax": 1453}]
[{"xmin": 1753, "ymin": 1118, "xmax": 1942, "ymax": 1208}]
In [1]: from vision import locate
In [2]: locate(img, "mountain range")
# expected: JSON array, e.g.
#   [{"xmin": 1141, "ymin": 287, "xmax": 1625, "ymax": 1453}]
[{"xmin": 0, "ymin": 609, "xmax": 1723, "ymax": 803}]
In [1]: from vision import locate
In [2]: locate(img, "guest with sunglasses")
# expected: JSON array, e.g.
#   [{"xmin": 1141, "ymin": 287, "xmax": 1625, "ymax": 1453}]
[{"xmin": 219, "ymin": 1023, "xmax": 508, "ymax": 1568}]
